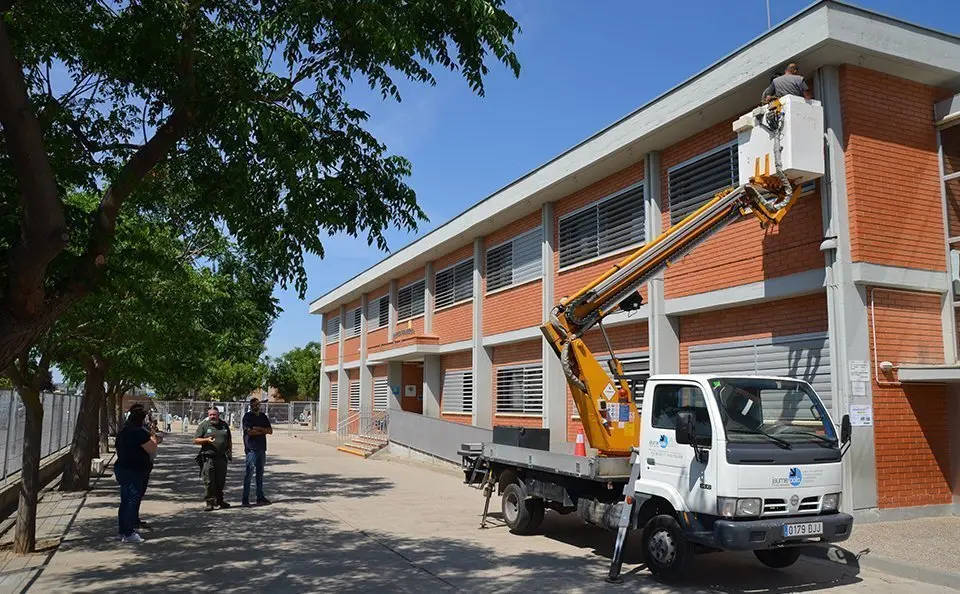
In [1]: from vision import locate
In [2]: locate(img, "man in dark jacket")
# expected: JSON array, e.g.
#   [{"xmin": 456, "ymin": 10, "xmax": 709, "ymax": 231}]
[{"xmin": 193, "ymin": 406, "xmax": 233, "ymax": 511}]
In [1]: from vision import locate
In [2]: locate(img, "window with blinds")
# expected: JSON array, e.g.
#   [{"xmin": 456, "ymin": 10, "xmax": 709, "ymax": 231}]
[
  {"xmin": 495, "ymin": 364, "xmax": 544, "ymax": 415},
  {"xmin": 326, "ymin": 316, "xmax": 340, "ymax": 343},
  {"xmin": 344, "ymin": 307, "xmax": 362, "ymax": 338},
  {"xmin": 373, "ymin": 378, "xmax": 389, "ymax": 410},
  {"xmin": 558, "ymin": 185, "xmax": 645, "ymax": 269},
  {"xmin": 486, "ymin": 228, "xmax": 542, "ymax": 292},
  {"xmin": 349, "ymin": 380, "xmax": 360, "ymax": 410},
  {"xmin": 367, "ymin": 296, "xmax": 390, "ymax": 331},
  {"xmin": 435, "ymin": 259, "xmax": 474, "ymax": 309},
  {"xmin": 668, "ymin": 142, "xmax": 738, "ymax": 225},
  {"xmin": 397, "ymin": 279, "xmax": 425, "ymax": 320},
  {"xmin": 441, "ymin": 370, "xmax": 473, "ymax": 414},
  {"xmin": 329, "ymin": 382, "xmax": 339, "ymax": 408}
]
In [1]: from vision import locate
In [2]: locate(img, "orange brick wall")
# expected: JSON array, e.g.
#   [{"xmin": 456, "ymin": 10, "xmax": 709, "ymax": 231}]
[
  {"xmin": 484, "ymin": 280, "xmax": 543, "ymax": 336},
  {"xmin": 435, "ymin": 244, "xmax": 474, "ymax": 273},
  {"xmin": 657, "ymin": 118, "xmax": 822, "ymax": 298},
  {"xmin": 483, "ymin": 210, "xmax": 544, "ymax": 337},
  {"xmin": 492, "ymin": 339, "xmax": 543, "ymax": 428},
  {"xmin": 568, "ymin": 321, "xmax": 649, "ymax": 442},
  {"xmin": 434, "ymin": 302, "xmax": 472, "ymax": 343},
  {"xmin": 841, "ymin": 65, "xmax": 951, "ymax": 273},
  {"xmin": 678, "ymin": 293, "xmax": 828, "ymax": 373},
  {"xmin": 368, "ymin": 326, "xmax": 389, "ymax": 350},
  {"xmin": 868, "ymin": 288, "xmax": 951, "ymax": 508},
  {"xmin": 441, "ymin": 351, "xmax": 474, "ymax": 425},
  {"xmin": 554, "ymin": 162, "xmax": 645, "ymax": 301},
  {"xmin": 343, "ymin": 338, "xmax": 360, "ymax": 362}
]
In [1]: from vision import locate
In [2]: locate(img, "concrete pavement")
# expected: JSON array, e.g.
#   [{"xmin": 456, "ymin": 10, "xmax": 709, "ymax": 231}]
[{"xmin": 13, "ymin": 433, "xmax": 956, "ymax": 593}]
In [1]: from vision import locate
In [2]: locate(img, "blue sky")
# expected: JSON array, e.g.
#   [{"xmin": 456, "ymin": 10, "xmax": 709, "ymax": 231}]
[{"xmin": 265, "ymin": 0, "xmax": 960, "ymax": 357}]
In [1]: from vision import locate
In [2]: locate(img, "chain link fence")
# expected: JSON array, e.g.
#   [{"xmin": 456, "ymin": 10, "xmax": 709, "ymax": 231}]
[
  {"xmin": 148, "ymin": 401, "xmax": 319, "ymax": 433},
  {"xmin": 0, "ymin": 389, "xmax": 82, "ymax": 485}
]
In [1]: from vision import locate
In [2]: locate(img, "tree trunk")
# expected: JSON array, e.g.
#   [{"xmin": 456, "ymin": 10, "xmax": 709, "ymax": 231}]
[
  {"xmin": 60, "ymin": 360, "xmax": 105, "ymax": 491},
  {"xmin": 107, "ymin": 390, "xmax": 119, "ymax": 437},
  {"xmin": 14, "ymin": 389, "xmax": 43, "ymax": 554},
  {"xmin": 99, "ymin": 390, "xmax": 109, "ymax": 455}
]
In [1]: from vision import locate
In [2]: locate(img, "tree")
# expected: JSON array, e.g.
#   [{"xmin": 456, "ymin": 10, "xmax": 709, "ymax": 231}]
[
  {"xmin": 268, "ymin": 342, "xmax": 324, "ymax": 401},
  {"xmin": 0, "ymin": 1, "xmax": 521, "ymax": 379}
]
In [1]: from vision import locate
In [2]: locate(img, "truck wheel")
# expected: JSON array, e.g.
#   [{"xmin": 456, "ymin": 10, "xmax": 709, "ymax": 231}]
[
  {"xmin": 641, "ymin": 514, "xmax": 693, "ymax": 581},
  {"xmin": 753, "ymin": 547, "xmax": 802, "ymax": 569},
  {"xmin": 526, "ymin": 499, "xmax": 546, "ymax": 532},
  {"xmin": 501, "ymin": 483, "xmax": 534, "ymax": 534}
]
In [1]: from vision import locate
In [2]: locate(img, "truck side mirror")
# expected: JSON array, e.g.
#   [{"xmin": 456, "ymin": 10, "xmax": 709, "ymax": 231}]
[
  {"xmin": 675, "ymin": 411, "xmax": 695, "ymax": 445},
  {"xmin": 840, "ymin": 414, "xmax": 851, "ymax": 445}
]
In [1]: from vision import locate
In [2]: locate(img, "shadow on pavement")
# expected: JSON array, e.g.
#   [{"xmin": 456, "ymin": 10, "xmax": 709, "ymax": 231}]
[{"xmin": 28, "ymin": 434, "xmax": 866, "ymax": 593}]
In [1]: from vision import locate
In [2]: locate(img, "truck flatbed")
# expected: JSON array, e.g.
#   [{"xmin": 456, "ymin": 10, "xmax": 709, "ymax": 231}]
[{"xmin": 460, "ymin": 442, "xmax": 632, "ymax": 481}]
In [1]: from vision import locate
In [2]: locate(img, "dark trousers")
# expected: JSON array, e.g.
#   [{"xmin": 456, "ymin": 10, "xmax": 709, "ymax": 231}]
[
  {"xmin": 137, "ymin": 470, "xmax": 151, "ymax": 525},
  {"xmin": 115, "ymin": 467, "xmax": 145, "ymax": 536},
  {"xmin": 242, "ymin": 449, "xmax": 266, "ymax": 503},
  {"xmin": 201, "ymin": 455, "xmax": 228, "ymax": 505}
]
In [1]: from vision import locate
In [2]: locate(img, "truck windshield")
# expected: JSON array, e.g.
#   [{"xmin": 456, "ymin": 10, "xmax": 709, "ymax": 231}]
[{"xmin": 710, "ymin": 378, "xmax": 838, "ymax": 446}]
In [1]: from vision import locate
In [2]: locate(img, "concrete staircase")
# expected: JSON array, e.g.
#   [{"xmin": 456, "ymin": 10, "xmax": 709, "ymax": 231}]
[{"xmin": 336, "ymin": 435, "xmax": 389, "ymax": 458}]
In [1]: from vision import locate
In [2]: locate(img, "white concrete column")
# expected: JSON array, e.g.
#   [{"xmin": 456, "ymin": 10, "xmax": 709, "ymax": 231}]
[
  {"xmin": 816, "ymin": 65, "xmax": 878, "ymax": 516},
  {"xmin": 360, "ymin": 294, "xmax": 373, "ymax": 418},
  {"xmin": 423, "ymin": 354, "xmax": 442, "ymax": 418},
  {"xmin": 472, "ymin": 237, "xmax": 493, "ymax": 429},
  {"xmin": 319, "ymin": 313, "xmax": 330, "ymax": 432},
  {"xmin": 387, "ymin": 361, "xmax": 403, "ymax": 411},
  {"xmin": 541, "ymin": 202, "xmax": 567, "ymax": 448},
  {"xmin": 425, "ymin": 262, "xmax": 435, "ymax": 334},
  {"xmin": 337, "ymin": 305, "xmax": 349, "ymax": 426},
  {"xmin": 389, "ymin": 279, "xmax": 398, "ymax": 342},
  {"xmin": 645, "ymin": 151, "xmax": 680, "ymax": 374}
]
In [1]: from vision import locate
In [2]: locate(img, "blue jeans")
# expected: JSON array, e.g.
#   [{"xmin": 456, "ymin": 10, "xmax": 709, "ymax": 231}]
[
  {"xmin": 115, "ymin": 467, "xmax": 144, "ymax": 536},
  {"xmin": 242, "ymin": 450, "xmax": 265, "ymax": 503}
]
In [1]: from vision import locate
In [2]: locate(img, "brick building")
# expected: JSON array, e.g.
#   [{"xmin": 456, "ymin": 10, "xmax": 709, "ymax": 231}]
[{"xmin": 309, "ymin": 1, "xmax": 960, "ymax": 521}]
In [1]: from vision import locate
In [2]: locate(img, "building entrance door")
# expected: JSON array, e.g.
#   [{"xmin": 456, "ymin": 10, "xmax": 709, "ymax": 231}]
[{"xmin": 401, "ymin": 362, "xmax": 424, "ymax": 414}]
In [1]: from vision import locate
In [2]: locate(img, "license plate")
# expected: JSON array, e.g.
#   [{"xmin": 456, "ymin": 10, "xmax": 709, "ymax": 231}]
[{"xmin": 783, "ymin": 522, "xmax": 823, "ymax": 538}]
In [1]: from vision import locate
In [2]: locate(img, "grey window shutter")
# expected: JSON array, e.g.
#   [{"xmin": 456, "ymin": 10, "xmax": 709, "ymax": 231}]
[{"xmin": 669, "ymin": 143, "xmax": 739, "ymax": 225}]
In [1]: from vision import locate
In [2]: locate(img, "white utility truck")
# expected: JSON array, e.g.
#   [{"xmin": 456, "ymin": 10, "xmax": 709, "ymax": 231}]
[{"xmin": 459, "ymin": 95, "xmax": 854, "ymax": 582}]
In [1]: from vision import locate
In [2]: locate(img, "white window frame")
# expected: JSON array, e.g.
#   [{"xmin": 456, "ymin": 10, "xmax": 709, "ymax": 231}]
[
  {"xmin": 558, "ymin": 181, "xmax": 645, "ymax": 272},
  {"xmin": 344, "ymin": 307, "xmax": 362, "ymax": 339},
  {"xmin": 397, "ymin": 278, "xmax": 426, "ymax": 322},
  {"xmin": 348, "ymin": 380, "xmax": 360, "ymax": 410},
  {"xmin": 667, "ymin": 140, "xmax": 738, "ymax": 226},
  {"xmin": 486, "ymin": 227, "xmax": 543, "ymax": 294},
  {"xmin": 329, "ymin": 382, "xmax": 339, "ymax": 408},
  {"xmin": 434, "ymin": 257, "xmax": 474, "ymax": 311},
  {"xmin": 367, "ymin": 295, "xmax": 390, "ymax": 332},
  {"xmin": 373, "ymin": 377, "xmax": 389, "ymax": 411},
  {"xmin": 495, "ymin": 363, "xmax": 544, "ymax": 416},
  {"xmin": 441, "ymin": 369, "xmax": 473, "ymax": 415},
  {"xmin": 325, "ymin": 315, "xmax": 340, "ymax": 344}
]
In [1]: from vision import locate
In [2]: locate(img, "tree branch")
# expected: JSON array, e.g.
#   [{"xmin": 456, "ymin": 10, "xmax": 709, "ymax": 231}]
[{"xmin": 0, "ymin": 16, "xmax": 69, "ymax": 320}]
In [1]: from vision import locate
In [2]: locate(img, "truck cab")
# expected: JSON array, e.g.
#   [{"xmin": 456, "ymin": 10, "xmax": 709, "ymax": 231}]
[{"xmin": 634, "ymin": 374, "xmax": 853, "ymax": 577}]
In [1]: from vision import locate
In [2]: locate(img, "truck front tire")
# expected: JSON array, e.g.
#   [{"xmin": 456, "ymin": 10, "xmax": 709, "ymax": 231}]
[
  {"xmin": 641, "ymin": 514, "xmax": 693, "ymax": 581},
  {"xmin": 753, "ymin": 547, "xmax": 802, "ymax": 569},
  {"xmin": 501, "ymin": 482, "xmax": 544, "ymax": 535}
]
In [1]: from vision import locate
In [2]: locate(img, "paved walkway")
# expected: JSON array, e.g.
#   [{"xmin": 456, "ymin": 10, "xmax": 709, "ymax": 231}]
[{"xmin": 0, "ymin": 433, "xmax": 953, "ymax": 593}]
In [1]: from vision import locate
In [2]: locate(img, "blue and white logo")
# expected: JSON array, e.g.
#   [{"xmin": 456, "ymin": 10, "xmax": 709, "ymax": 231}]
[
  {"xmin": 788, "ymin": 467, "xmax": 803, "ymax": 487},
  {"xmin": 658, "ymin": 434, "xmax": 669, "ymax": 449}
]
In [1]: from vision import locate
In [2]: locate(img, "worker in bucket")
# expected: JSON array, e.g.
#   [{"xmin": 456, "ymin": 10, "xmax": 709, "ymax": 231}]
[{"xmin": 762, "ymin": 63, "xmax": 812, "ymax": 103}]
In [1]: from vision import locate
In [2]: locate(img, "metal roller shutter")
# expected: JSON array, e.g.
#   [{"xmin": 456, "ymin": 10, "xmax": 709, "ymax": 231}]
[{"xmin": 688, "ymin": 332, "xmax": 832, "ymax": 411}]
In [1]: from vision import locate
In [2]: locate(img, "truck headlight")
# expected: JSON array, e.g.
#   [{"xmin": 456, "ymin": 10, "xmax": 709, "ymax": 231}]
[
  {"xmin": 821, "ymin": 493, "xmax": 840, "ymax": 512},
  {"xmin": 718, "ymin": 497, "xmax": 762, "ymax": 518}
]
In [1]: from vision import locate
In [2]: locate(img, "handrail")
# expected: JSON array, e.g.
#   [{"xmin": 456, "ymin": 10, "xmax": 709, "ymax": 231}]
[{"xmin": 336, "ymin": 409, "xmax": 389, "ymax": 439}]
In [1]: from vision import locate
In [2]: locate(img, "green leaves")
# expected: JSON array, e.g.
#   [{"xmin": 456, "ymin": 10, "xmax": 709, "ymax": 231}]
[{"xmin": 266, "ymin": 341, "xmax": 323, "ymax": 401}]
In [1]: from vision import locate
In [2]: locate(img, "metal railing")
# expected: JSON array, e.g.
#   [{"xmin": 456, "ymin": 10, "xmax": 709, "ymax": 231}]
[
  {"xmin": 149, "ymin": 400, "xmax": 320, "ymax": 432},
  {"xmin": 336, "ymin": 410, "xmax": 389, "ymax": 440},
  {"xmin": 0, "ymin": 390, "xmax": 82, "ymax": 484},
  {"xmin": 387, "ymin": 410, "xmax": 490, "ymax": 463}
]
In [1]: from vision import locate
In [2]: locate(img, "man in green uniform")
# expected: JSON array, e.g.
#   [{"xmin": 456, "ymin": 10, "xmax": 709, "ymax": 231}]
[{"xmin": 193, "ymin": 406, "xmax": 233, "ymax": 511}]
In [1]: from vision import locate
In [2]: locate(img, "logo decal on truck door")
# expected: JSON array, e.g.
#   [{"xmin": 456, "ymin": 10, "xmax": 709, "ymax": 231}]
[
  {"xmin": 789, "ymin": 467, "xmax": 803, "ymax": 487},
  {"xmin": 658, "ymin": 434, "xmax": 668, "ymax": 449}
]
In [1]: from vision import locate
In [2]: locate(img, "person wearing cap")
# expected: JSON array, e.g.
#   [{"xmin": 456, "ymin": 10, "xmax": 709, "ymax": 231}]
[
  {"xmin": 241, "ymin": 398, "xmax": 273, "ymax": 506},
  {"xmin": 194, "ymin": 406, "xmax": 233, "ymax": 511}
]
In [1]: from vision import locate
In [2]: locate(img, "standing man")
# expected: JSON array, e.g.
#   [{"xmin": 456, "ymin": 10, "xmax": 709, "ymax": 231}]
[
  {"xmin": 241, "ymin": 398, "xmax": 273, "ymax": 506},
  {"xmin": 761, "ymin": 63, "xmax": 812, "ymax": 103},
  {"xmin": 194, "ymin": 406, "xmax": 233, "ymax": 511}
]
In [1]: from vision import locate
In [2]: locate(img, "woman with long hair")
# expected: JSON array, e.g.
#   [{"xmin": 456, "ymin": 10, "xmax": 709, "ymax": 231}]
[{"xmin": 114, "ymin": 405, "xmax": 159, "ymax": 543}]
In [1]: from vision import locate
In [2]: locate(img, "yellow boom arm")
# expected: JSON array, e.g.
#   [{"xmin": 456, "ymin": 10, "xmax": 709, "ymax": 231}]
[{"xmin": 540, "ymin": 175, "xmax": 803, "ymax": 457}]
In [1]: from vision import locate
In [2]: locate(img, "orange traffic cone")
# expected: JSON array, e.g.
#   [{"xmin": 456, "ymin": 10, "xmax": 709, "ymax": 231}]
[{"xmin": 574, "ymin": 430, "xmax": 586, "ymax": 456}]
